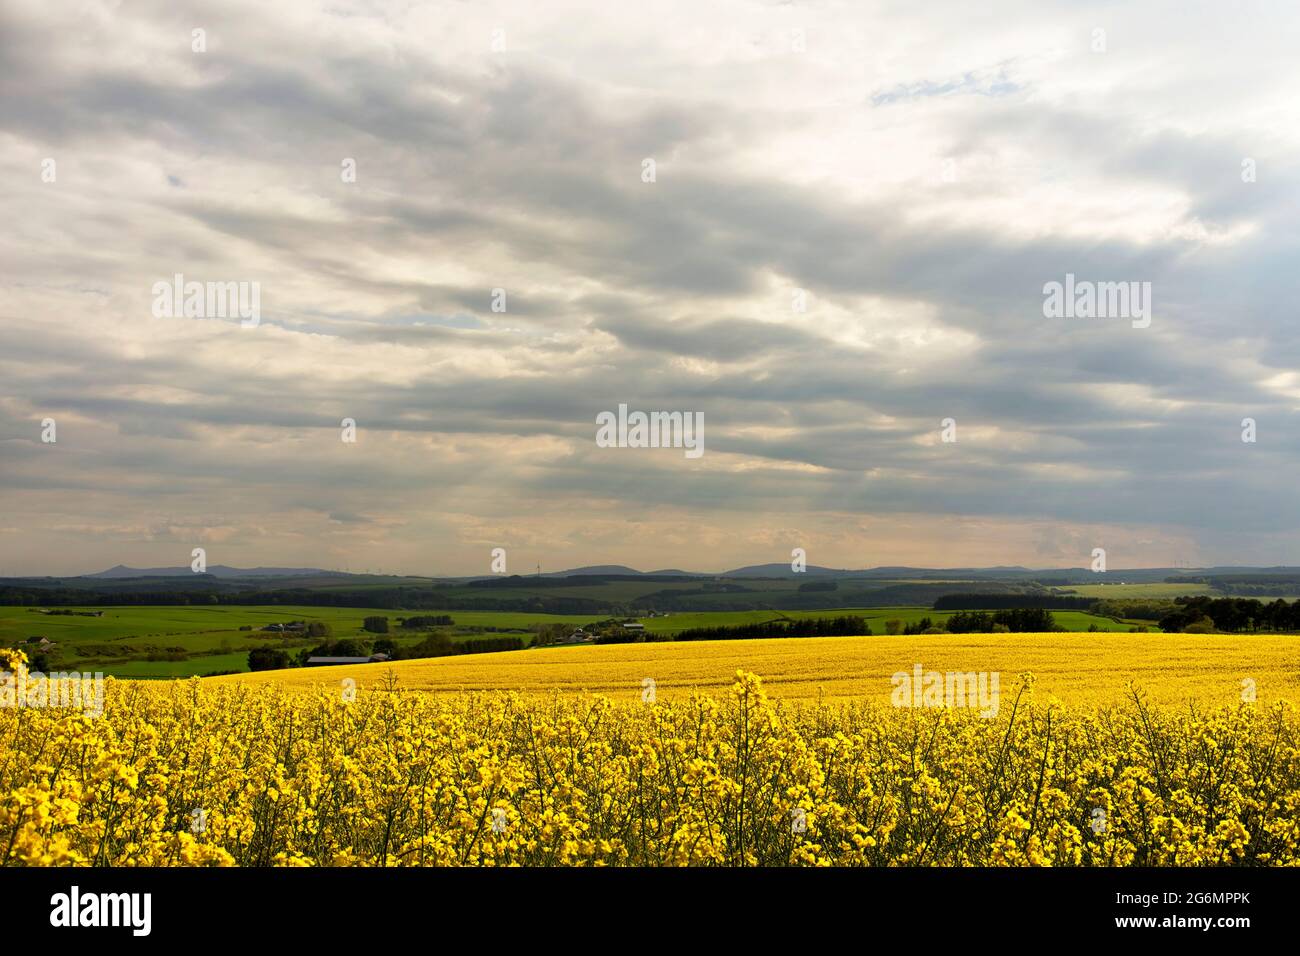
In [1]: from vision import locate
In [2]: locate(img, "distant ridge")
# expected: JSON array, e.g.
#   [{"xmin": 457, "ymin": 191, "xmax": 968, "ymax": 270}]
[
  {"xmin": 537, "ymin": 564, "xmax": 645, "ymax": 577},
  {"xmin": 86, "ymin": 564, "xmax": 339, "ymax": 579},
  {"xmin": 39, "ymin": 562, "xmax": 1300, "ymax": 583},
  {"xmin": 722, "ymin": 563, "xmax": 848, "ymax": 577}
]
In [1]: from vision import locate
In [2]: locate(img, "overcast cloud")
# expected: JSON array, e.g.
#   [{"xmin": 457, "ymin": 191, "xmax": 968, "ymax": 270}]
[{"xmin": 2, "ymin": 0, "xmax": 1299, "ymax": 575}]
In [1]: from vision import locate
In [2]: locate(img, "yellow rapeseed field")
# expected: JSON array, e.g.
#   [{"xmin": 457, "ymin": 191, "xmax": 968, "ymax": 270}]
[
  {"xmin": 3, "ymin": 636, "xmax": 1300, "ymax": 866},
  {"xmin": 216, "ymin": 632, "xmax": 1300, "ymax": 707}
]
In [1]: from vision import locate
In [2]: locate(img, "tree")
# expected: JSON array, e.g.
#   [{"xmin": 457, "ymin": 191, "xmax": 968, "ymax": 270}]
[
  {"xmin": 945, "ymin": 611, "xmax": 994, "ymax": 634},
  {"xmin": 307, "ymin": 621, "xmax": 332, "ymax": 638},
  {"xmin": 533, "ymin": 622, "xmax": 570, "ymax": 646},
  {"xmin": 248, "ymin": 647, "xmax": 290, "ymax": 671},
  {"xmin": 989, "ymin": 608, "xmax": 1056, "ymax": 632},
  {"xmin": 411, "ymin": 633, "xmax": 456, "ymax": 658},
  {"xmin": 363, "ymin": 616, "xmax": 389, "ymax": 634}
]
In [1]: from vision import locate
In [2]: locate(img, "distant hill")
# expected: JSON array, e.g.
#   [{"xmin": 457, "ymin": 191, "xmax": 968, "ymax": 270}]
[
  {"xmin": 70, "ymin": 562, "xmax": 1277, "ymax": 582},
  {"xmin": 29, "ymin": 561, "xmax": 1300, "ymax": 590},
  {"xmin": 722, "ymin": 563, "xmax": 848, "ymax": 577},
  {"xmin": 8, "ymin": 560, "xmax": 1300, "ymax": 613},
  {"xmin": 720, "ymin": 564, "xmax": 1037, "ymax": 579},
  {"xmin": 86, "ymin": 565, "xmax": 339, "ymax": 579},
  {"xmin": 538, "ymin": 565, "xmax": 647, "ymax": 577}
]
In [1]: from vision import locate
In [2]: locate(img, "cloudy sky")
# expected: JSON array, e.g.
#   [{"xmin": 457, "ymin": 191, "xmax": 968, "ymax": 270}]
[{"xmin": 2, "ymin": 0, "xmax": 1299, "ymax": 576}]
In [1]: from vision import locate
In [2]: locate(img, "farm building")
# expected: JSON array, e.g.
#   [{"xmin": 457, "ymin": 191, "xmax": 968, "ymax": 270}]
[{"xmin": 305, "ymin": 653, "xmax": 391, "ymax": 666}]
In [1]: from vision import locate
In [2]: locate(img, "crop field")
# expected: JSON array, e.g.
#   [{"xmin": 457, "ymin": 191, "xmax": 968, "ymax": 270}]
[
  {"xmin": 4, "ymin": 637, "xmax": 1299, "ymax": 867},
  {"xmin": 445, "ymin": 582, "xmax": 695, "ymax": 603},
  {"xmin": 215, "ymin": 632, "xmax": 1296, "ymax": 707},
  {"xmin": 4, "ymin": 603, "xmax": 1148, "ymax": 678},
  {"xmin": 1061, "ymin": 583, "xmax": 1218, "ymax": 599},
  {"xmin": 0, "ymin": 606, "xmax": 379, "ymax": 678},
  {"xmin": 0, "ymin": 606, "xmax": 604, "ymax": 644},
  {"xmin": 0, "ymin": 605, "xmax": 363, "ymax": 643},
  {"xmin": 100, "ymin": 653, "xmax": 255, "ymax": 678},
  {"xmin": 641, "ymin": 607, "xmax": 1145, "ymax": 633},
  {"xmin": 638, "ymin": 608, "xmax": 949, "ymax": 633}
]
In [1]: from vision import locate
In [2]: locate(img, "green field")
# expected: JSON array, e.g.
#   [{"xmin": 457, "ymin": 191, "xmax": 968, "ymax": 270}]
[
  {"xmin": 1061, "ymin": 582, "xmax": 1217, "ymax": 598},
  {"xmin": 1, "ymin": 602, "xmax": 1154, "ymax": 678},
  {"xmin": 1052, "ymin": 611, "xmax": 1157, "ymax": 631},
  {"xmin": 1, "ymin": 606, "xmax": 613, "ymax": 678},
  {"xmin": 639, "ymin": 607, "xmax": 1152, "ymax": 634},
  {"xmin": 104, "ymin": 652, "xmax": 254, "ymax": 677}
]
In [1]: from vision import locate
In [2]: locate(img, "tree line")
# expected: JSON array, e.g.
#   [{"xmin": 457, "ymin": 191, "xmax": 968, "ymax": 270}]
[
  {"xmin": 671, "ymin": 616, "xmax": 870, "ymax": 642},
  {"xmin": 1158, "ymin": 596, "xmax": 1300, "ymax": 632},
  {"xmin": 941, "ymin": 608, "xmax": 1058, "ymax": 632}
]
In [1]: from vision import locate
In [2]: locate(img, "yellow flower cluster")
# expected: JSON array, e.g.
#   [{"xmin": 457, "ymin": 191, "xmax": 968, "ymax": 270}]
[{"xmin": 2, "ymin": 666, "xmax": 1298, "ymax": 866}]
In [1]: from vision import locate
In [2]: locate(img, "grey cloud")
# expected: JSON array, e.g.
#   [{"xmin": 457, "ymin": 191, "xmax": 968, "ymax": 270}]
[{"xmin": 3, "ymin": 0, "xmax": 1300, "ymax": 572}]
